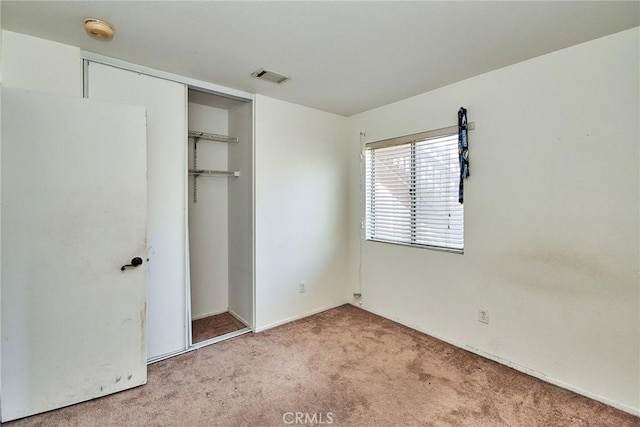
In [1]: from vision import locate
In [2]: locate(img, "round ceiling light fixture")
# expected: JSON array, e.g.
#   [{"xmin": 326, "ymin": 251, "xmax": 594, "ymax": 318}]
[{"xmin": 84, "ymin": 19, "xmax": 114, "ymax": 41}]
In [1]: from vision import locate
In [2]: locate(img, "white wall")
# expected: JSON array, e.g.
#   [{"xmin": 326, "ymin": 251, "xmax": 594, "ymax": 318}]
[
  {"xmin": 348, "ymin": 28, "xmax": 639, "ymax": 414},
  {"xmin": 1, "ymin": 30, "xmax": 80, "ymax": 97},
  {"xmin": 0, "ymin": 8, "xmax": 3, "ymax": 416},
  {"xmin": 188, "ymin": 102, "xmax": 229, "ymax": 320},
  {"xmin": 228, "ymin": 101, "xmax": 254, "ymax": 326},
  {"xmin": 0, "ymin": 10, "xmax": 3, "ymax": 82},
  {"xmin": 254, "ymin": 95, "xmax": 351, "ymax": 330}
]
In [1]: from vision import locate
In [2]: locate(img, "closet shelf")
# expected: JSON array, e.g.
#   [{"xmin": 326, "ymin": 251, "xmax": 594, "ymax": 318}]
[
  {"xmin": 188, "ymin": 130, "xmax": 238, "ymax": 143},
  {"xmin": 189, "ymin": 169, "xmax": 240, "ymax": 178}
]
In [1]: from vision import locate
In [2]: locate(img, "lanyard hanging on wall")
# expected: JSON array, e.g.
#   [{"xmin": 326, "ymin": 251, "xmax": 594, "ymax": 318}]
[{"xmin": 458, "ymin": 107, "xmax": 469, "ymax": 204}]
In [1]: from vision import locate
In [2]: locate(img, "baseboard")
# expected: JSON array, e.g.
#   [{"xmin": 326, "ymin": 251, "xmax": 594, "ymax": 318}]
[
  {"xmin": 191, "ymin": 308, "xmax": 228, "ymax": 321},
  {"xmin": 228, "ymin": 308, "xmax": 250, "ymax": 328},
  {"xmin": 352, "ymin": 303, "xmax": 640, "ymax": 417},
  {"xmin": 254, "ymin": 300, "xmax": 349, "ymax": 333}
]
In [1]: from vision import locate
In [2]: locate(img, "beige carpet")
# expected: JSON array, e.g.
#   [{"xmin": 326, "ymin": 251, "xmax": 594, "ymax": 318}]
[
  {"xmin": 6, "ymin": 305, "xmax": 637, "ymax": 426},
  {"xmin": 192, "ymin": 312, "xmax": 247, "ymax": 343}
]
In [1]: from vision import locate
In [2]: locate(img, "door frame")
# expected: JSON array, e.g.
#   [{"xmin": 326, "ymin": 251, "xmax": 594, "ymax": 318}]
[{"xmin": 82, "ymin": 52, "xmax": 257, "ymax": 363}]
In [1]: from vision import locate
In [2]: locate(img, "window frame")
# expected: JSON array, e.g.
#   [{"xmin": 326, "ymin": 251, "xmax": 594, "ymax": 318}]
[{"xmin": 363, "ymin": 124, "xmax": 465, "ymax": 254}]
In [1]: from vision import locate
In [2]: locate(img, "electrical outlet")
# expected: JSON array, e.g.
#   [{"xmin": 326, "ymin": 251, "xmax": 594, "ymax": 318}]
[
  {"xmin": 299, "ymin": 282, "xmax": 306, "ymax": 293},
  {"xmin": 479, "ymin": 309, "xmax": 489, "ymax": 324}
]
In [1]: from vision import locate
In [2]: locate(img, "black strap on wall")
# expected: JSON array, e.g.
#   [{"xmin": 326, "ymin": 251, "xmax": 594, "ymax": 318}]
[{"xmin": 458, "ymin": 107, "xmax": 469, "ymax": 204}]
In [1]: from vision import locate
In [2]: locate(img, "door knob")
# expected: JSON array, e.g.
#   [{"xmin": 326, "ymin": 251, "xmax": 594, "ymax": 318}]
[{"xmin": 121, "ymin": 257, "xmax": 143, "ymax": 271}]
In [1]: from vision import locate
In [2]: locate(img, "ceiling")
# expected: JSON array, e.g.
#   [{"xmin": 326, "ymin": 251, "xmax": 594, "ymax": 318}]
[{"xmin": 2, "ymin": 1, "xmax": 638, "ymax": 116}]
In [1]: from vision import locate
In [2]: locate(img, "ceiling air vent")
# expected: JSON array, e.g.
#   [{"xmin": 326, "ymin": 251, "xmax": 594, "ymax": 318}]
[{"xmin": 250, "ymin": 67, "xmax": 290, "ymax": 84}]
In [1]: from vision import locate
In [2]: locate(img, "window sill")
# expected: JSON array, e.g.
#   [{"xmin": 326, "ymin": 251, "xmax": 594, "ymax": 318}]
[{"xmin": 365, "ymin": 238, "xmax": 464, "ymax": 255}]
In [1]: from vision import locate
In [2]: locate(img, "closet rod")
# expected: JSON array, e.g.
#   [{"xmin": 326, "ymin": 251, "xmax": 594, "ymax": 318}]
[
  {"xmin": 189, "ymin": 169, "xmax": 240, "ymax": 177},
  {"xmin": 188, "ymin": 130, "xmax": 238, "ymax": 143}
]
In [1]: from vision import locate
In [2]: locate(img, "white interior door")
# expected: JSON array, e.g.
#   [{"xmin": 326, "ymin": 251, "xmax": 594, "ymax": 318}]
[
  {"xmin": 0, "ymin": 88, "xmax": 148, "ymax": 422},
  {"xmin": 86, "ymin": 62, "xmax": 188, "ymax": 360}
]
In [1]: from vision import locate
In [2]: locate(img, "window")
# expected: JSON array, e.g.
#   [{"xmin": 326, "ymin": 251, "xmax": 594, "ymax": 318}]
[{"xmin": 364, "ymin": 127, "xmax": 463, "ymax": 252}]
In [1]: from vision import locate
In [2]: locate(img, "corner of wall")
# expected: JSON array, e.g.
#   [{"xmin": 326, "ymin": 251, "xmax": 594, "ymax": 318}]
[
  {"xmin": 253, "ymin": 95, "xmax": 351, "ymax": 330},
  {"xmin": 0, "ymin": 3, "xmax": 3, "ymax": 419}
]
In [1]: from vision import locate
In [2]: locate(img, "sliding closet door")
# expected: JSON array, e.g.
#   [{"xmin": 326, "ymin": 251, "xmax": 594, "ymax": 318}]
[{"xmin": 87, "ymin": 62, "xmax": 188, "ymax": 361}]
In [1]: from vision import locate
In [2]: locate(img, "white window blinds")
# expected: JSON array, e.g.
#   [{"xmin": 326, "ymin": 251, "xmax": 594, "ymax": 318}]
[{"xmin": 365, "ymin": 131, "xmax": 463, "ymax": 252}]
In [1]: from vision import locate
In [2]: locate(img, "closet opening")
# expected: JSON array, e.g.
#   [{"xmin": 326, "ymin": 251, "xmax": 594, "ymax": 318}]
[{"xmin": 187, "ymin": 88, "xmax": 254, "ymax": 348}]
